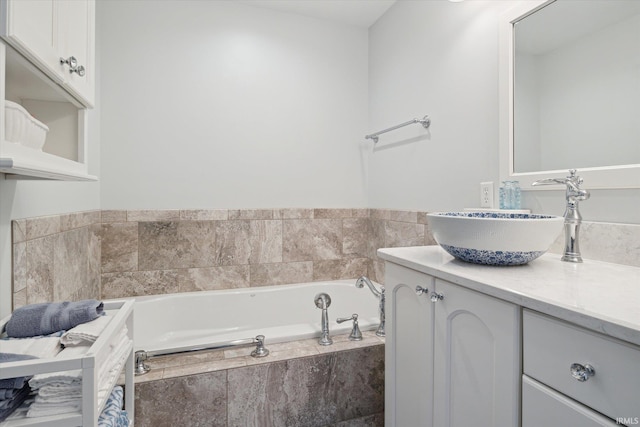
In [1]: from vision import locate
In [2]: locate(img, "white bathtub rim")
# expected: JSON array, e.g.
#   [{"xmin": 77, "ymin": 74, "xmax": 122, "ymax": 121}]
[
  {"xmin": 128, "ymin": 278, "xmax": 380, "ymax": 304},
  {"xmin": 126, "ymin": 279, "xmax": 383, "ymax": 353}
]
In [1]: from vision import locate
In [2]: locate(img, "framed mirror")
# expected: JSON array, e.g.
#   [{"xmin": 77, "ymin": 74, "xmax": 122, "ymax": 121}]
[{"xmin": 499, "ymin": 0, "xmax": 640, "ymax": 190}]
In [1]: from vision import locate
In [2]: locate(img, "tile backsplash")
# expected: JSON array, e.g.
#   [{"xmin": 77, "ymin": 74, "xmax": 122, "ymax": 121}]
[
  {"xmin": 547, "ymin": 221, "xmax": 640, "ymax": 266},
  {"xmin": 11, "ymin": 208, "xmax": 639, "ymax": 310}
]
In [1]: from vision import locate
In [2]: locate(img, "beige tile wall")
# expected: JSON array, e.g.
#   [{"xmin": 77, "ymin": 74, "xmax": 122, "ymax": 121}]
[
  {"xmin": 11, "ymin": 208, "xmax": 436, "ymax": 307},
  {"xmin": 98, "ymin": 208, "xmax": 435, "ymax": 299},
  {"xmin": 11, "ymin": 211, "xmax": 102, "ymax": 310}
]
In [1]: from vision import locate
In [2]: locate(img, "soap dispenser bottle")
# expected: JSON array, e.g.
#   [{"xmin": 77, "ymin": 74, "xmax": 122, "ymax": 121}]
[{"xmin": 499, "ymin": 181, "xmax": 521, "ymax": 210}]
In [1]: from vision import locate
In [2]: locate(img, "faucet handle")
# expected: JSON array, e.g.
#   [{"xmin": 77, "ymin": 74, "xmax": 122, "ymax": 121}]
[
  {"xmin": 532, "ymin": 169, "xmax": 588, "ymax": 196},
  {"xmin": 568, "ymin": 169, "xmax": 580, "ymax": 182},
  {"xmin": 337, "ymin": 314, "xmax": 363, "ymax": 341},
  {"xmin": 336, "ymin": 313, "xmax": 357, "ymax": 324}
]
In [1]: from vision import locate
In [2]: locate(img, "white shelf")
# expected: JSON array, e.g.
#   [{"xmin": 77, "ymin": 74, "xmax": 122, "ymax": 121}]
[
  {"xmin": 0, "ymin": 299, "xmax": 135, "ymax": 427},
  {"xmin": 0, "ymin": 141, "xmax": 96, "ymax": 181}
]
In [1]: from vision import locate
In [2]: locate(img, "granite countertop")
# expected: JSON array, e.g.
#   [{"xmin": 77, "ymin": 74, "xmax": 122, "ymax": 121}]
[{"xmin": 377, "ymin": 245, "xmax": 640, "ymax": 346}]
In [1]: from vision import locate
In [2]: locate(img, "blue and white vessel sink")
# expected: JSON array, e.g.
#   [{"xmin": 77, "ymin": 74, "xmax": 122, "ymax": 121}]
[{"xmin": 427, "ymin": 212, "xmax": 564, "ymax": 266}]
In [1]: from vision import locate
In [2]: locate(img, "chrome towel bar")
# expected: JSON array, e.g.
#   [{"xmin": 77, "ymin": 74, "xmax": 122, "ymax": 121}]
[
  {"xmin": 365, "ymin": 115, "xmax": 430, "ymax": 143},
  {"xmin": 134, "ymin": 335, "xmax": 269, "ymax": 375}
]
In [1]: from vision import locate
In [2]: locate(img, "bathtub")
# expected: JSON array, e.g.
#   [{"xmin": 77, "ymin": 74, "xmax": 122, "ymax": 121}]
[{"xmin": 133, "ymin": 280, "xmax": 381, "ymax": 354}]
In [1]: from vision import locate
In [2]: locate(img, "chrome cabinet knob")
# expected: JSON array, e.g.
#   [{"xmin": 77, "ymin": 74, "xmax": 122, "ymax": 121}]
[
  {"xmin": 570, "ymin": 363, "xmax": 595, "ymax": 382},
  {"xmin": 415, "ymin": 286, "xmax": 429, "ymax": 296},
  {"xmin": 59, "ymin": 56, "xmax": 86, "ymax": 77},
  {"xmin": 60, "ymin": 56, "xmax": 78, "ymax": 69},
  {"xmin": 430, "ymin": 292, "xmax": 444, "ymax": 303},
  {"xmin": 72, "ymin": 65, "xmax": 86, "ymax": 77}
]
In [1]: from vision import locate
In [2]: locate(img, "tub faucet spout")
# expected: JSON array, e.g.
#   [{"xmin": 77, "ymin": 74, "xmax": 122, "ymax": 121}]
[
  {"xmin": 355, "ymin": 276, "xmax": 385, "ymax": 337},
  {"xmin": 314, "ymin": 293, "xmax": 333, "ymax": 346},
  {"xmin": 533, "ymin": 169, "xmax": 590, "ymax": 263}
]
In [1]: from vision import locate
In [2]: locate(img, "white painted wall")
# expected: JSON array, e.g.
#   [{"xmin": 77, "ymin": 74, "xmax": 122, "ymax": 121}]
[
  {"xmin": 99, "ymin": 0, "xmax": 368, "ymax": 209},
  {"xmin": 368, "ymin": 1, "xmax": 507, "ymax": 211}
]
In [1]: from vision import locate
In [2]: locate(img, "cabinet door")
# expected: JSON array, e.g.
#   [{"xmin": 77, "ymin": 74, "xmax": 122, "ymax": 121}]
[
  {"xmin": 523, "ymin": 376, "xmax": 618, "ymax": 427},
  {"xmin": 433, "ymin": 279, "xmax": 520, "ymax": 427},
  {"xmin": 57, "ymin": 0, "xmax": 95, "ymax": 106},
  {"xmin": 1, "ymin": 0, "xmax": 65, "ymax": 81},
  {"xmin": 385, "ymin": 263, "xmax": 434, "ymax": 427}
]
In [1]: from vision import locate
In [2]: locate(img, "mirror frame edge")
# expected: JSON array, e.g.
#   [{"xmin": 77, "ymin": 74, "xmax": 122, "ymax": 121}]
[{"xmin": 498, "ymin": 0, "xmax": 640, "ymax": 191}]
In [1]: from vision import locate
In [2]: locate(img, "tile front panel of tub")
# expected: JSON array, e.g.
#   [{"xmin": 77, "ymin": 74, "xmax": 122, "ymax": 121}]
[{"xmin": 135, "ymin": 344, "xmax": 385, "ymax": 427}]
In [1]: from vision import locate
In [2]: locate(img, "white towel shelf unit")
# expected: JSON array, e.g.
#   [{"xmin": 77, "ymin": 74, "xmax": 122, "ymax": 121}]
[{"xmin": 0, "ymin": 299, "xmax": 135, "ymax": 427}]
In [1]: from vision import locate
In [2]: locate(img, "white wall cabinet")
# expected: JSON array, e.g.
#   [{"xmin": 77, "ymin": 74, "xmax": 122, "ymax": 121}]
[
  {"xmin": 1, "ymin": 0, "xmax": 95, "ymax": 107},
  {"xmin": 385, "ymin": 262, "xmax": 520, "ymax": 427},
  {"xmin": 0, "ymin": 0, "xmax": 96, "ymax": 180}
]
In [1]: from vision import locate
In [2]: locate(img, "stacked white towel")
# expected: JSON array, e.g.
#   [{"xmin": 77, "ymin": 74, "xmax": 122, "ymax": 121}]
[
  {"xmin": 26, "ymin": 328, "xmax": 132, "ymax": 419},
  {"xmin": 60, "ymin": 315, "xmax": 112, "ymax": 347},
  {"xmin": 0, "ymin": 333, "xmax": 63, "ymax": 420},
  {"xmin": 27, "ymin": 346, "xmax": 85, "ymax": 418},
  {"xmin": 0, "ymin": 336, "xmax": 61, "ymax": 359}
]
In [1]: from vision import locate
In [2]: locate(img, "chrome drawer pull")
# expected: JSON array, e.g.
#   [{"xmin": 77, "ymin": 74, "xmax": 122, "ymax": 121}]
[
  {"xmin": 415, "ymin": 286, "xmax": 429, "ymax": 296},
  {"xmin": 570, "ymin": 363, "xmax": 595, "ymax": 382},
  {"xmin": 430, "ymin": 292, "xmax": 444, "ymax": 303}
]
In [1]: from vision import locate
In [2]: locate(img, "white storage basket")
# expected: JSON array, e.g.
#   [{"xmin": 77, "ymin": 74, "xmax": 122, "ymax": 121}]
[{"xmin": 4, "ymin": 100, "xmax": 49, "ymax": 150}]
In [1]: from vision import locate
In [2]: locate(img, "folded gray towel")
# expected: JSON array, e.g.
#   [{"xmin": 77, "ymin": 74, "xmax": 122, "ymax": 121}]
[
  {"xmin": 5, "ymin": 300, "xmax": 104, "ymax": 338},
  {"xmin": 0, "ymin": 388, "xmax": 22, "ymax": 400},
  {"xmin": 0, "ymin": 353, "xmax": 36, "ymax": 391},
  {"xmin": 0, "ymin": 384, "xmax": 30, "ymax": 422}
]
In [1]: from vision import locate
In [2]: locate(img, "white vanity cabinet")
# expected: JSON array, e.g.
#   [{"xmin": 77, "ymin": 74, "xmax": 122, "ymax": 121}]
[
  {"xmin": 385, "ymin": 262, "xmax": 520, "ymax": 427},
  {"xmin": 379, "ymin": 245, "xmax": 640, "ymax": 427},
  {"xmin": 1, "ymin": 0, "xmax": 96, "ymax": 107}
]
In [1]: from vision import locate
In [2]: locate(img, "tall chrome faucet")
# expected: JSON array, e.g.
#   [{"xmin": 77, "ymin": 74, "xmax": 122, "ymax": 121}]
[
  {"xmin": 314, "ymin": 293, "xmax": 333, "ymax": 346},
  {"xmin": 533, "ymin": 169, "xmax": 590, "ymax": 263},
  {"xmin": 355, "ymin": 276, "xmax": 385, "ymax": 336}
]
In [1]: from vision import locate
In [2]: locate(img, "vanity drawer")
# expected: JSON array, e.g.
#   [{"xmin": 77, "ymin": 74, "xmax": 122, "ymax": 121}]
[
  {"xmin": 523, "ymin": 310, "xmax": 640, "ymax": 421},
  {"xmin": 523, "ymin": 375, "xmax": 617, "ymax": 427}
]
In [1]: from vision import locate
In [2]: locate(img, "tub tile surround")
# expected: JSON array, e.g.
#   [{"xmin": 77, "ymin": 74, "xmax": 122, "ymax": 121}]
[
  {"xmin": 11, "ymin": 209, "xmax": 640, "ymax": 308},
  {"xmin": 98, "ymin": 208, "xmax": 435, "ymax": 300},
  {"xmin": 134, "ymin": 333, "xmax": 385, "ymax": 427},
  {"xmin": 11, "ymin": 211, "xmax": 101, "ymax": 309}
]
